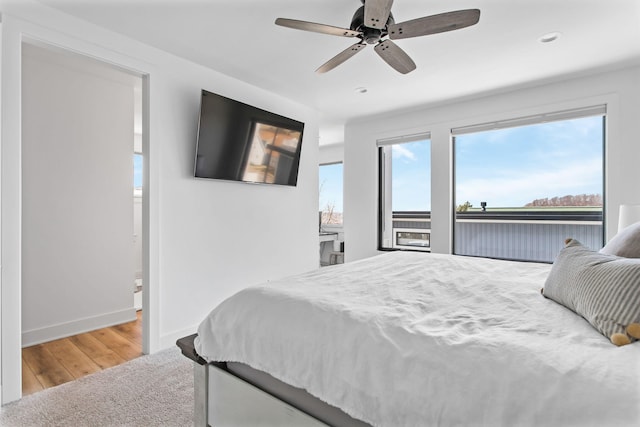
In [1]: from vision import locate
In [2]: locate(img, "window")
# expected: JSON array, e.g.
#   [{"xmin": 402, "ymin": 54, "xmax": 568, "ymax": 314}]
[
  {"xmin": 319, "ymin": 162, "xmax": 343, "ymax": 226},
  {"xmin": 134, "ymin": 153, "xmax": 143, "ymax": 189},
  {"xmin": 453, "ymin": 107, "xmax": 605, "ymax": 262},
  {"xmin": 378, "ymin": 135, "xmax": 431, "ymax": 251}
]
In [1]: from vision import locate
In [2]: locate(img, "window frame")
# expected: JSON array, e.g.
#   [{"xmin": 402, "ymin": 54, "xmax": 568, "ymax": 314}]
[{"xmin": 377, "ymin": 133, "xmax": 432, "ymax": 252}]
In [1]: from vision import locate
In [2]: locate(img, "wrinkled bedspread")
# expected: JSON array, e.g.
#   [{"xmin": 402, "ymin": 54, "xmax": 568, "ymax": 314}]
[{"xmin": 196, "ymin": 251, "xmax": 640, "ymax": 427}]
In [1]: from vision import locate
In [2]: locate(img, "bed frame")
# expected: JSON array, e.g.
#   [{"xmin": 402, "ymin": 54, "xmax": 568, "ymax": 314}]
[{"xmin": 177, "ymin": 334, "xmax": 368, "ymax": 427}]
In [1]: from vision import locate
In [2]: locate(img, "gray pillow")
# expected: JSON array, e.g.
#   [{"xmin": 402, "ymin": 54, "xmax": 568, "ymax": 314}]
[
  {"xmin": 543, "ymin": 238, "xmax": 640, "ymax": 344},
  {"xmin": 600, "ymin": 221, "xmax": 640, "ymax": 258}
]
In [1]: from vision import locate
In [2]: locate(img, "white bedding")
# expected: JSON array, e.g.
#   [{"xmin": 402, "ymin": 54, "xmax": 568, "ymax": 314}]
[{"xmin": 195, "ymin": 251, "xmax": 640, "ymax": 427}]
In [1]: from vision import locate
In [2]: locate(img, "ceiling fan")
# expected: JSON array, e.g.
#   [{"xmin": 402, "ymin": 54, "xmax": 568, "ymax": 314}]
[{"xmin": 275, "ymin": 0, "xmax": 480, "ymax": 74}]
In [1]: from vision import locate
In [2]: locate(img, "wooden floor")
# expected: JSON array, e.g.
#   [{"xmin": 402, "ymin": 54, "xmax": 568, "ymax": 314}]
[{"xmin": 22, "ymin": 311, "xmax": 142, "ymax": 396}]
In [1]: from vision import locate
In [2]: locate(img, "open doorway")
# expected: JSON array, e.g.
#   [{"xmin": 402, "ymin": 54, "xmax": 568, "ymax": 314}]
[{"xmin": 20, "ymin": 42, "xmax": 146, "ymax": 395}]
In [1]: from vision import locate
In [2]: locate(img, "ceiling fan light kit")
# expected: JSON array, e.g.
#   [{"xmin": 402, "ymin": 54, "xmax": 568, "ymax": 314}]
[{"xmin": 275, "ymin": 0, "xmax": 480, "ymax": 74}]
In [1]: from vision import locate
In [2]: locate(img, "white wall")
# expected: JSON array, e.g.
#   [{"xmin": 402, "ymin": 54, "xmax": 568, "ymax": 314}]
[
  {"xmin": 344, "ymin": 67, "xmax": 640, "ymax": 262},
  {"xmin": 319, "ymin": 143, "xmax": 344, "ymax": 165},
  {"xmin": 1, "ymin": 0, "xmax": 319, "ymax": 403},
  {"xmin": 21, "ymin": 43, "xmax": 136, "ymax": 346}
]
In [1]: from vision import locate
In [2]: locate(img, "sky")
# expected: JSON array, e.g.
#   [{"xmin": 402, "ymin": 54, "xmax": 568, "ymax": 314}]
[
  {"xmin": 391, "ymin": 140, "xmax": 431, "ymax": 211},
  {"xmin": 321, "ymin": 115, "xmax": 603, "ymax": 213},
  {"xmin": 319, "ymin": 162, "xmax": 343, "ymax": 212},
  {"xmin": 134, "ymin": 153, "xmax": 143, "ymax": 189},
  {"xmin": 455, "ymin": 116, "xmax": 603, "ymax": 208}
]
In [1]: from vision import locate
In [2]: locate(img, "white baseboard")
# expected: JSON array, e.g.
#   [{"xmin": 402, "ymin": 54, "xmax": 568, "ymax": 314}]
[{"xmin": 22, "ymin": 308, "xmax": 137, "ymax": 347}]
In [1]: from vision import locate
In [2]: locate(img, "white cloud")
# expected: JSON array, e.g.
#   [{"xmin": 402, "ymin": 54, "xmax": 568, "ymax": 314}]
[
  {"xmin": 392, "ymin": 144, "xmax": 416, "ymax": 161},
  {"xmin": 456, "ymin": 157, "xmax": 602, "ymax": 207}
]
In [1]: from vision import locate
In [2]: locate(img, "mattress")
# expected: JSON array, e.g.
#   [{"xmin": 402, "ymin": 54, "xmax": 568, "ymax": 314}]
[{"xmin": 196, "ymin": 251, "xmax": 640, "ymax": 427}]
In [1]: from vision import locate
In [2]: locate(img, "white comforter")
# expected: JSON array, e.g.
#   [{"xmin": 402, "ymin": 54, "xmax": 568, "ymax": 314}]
[{"xmin": 195, "ymin": 251, "xmax": 640, "ymax": 427}]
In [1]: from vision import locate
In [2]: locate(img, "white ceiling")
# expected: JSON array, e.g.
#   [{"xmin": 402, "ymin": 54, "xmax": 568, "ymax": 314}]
[{"xmin": 33, "ymin": 0, "xmax": 640, "ymax": 144}]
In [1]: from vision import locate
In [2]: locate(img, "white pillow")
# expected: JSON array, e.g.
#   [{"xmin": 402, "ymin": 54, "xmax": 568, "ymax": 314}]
[{"xmin": 600, "ymin": 221, "xmax": 640, "ymax": 258}]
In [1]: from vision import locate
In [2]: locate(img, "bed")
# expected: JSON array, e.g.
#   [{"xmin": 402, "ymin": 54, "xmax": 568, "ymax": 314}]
[{"xmin": 178, "ymin": 246, "xmax": 640, "ymax": 426}]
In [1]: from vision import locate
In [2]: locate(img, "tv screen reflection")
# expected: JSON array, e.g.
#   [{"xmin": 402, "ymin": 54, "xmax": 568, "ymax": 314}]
[{"xmin": 242, "ymin": 122, "xmax": 302, "ymax": 184}]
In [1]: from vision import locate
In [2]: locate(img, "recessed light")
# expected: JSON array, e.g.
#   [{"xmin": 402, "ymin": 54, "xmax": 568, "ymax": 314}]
[
  {"xmin": 539, "ymin": 32, "xmax": 561, "ymax": 43},
  {"xmin": 354, "ymin": 87, "xmax": 368, "ymax": 94}
]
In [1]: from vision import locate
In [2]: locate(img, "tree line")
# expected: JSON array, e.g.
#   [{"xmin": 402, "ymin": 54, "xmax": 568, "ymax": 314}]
[
  {"xmin": 525, "ymin": 193, "xmax": 602, "ymax": 207},
  {"xmin": 456, "ymin": 193, "xmax": 603, "ymax": 212}
]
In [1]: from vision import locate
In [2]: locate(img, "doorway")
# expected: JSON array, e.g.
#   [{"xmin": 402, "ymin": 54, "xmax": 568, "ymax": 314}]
[{"xmin": 20, "ymin": 42, "xmax": 146, "ymax": 395}]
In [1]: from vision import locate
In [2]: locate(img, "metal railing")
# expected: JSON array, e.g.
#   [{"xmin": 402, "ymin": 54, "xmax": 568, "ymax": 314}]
[{"xmin": 391, "ymin": 210, "xmax": 603, "ymax": 263}]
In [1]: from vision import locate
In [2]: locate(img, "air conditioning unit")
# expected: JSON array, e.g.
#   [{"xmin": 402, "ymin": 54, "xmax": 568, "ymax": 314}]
[{"xmin": 392, "ymin": 228, "xmax": 430, "ymax": 252}]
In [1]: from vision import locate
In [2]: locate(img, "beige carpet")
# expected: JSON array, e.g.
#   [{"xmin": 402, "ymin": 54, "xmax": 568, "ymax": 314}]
[{"xmin": 0, "ymin": 347, "xmax": 193, "ymax": 427}]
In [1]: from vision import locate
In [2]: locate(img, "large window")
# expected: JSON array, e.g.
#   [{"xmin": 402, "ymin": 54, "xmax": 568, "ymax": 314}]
[
  {"xmin": 378, "ymin": 135, "xmax": 431, "ymax": 251},
  {"xmin": 319, "ymin": 162, "xmax": 343, "ymax": 226},
  {"xmin": 453, "ymin": 107, "xmax": 605, "ymax": 262}
]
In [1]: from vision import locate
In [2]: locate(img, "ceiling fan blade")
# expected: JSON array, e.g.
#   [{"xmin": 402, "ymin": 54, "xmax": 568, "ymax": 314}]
[
  {"xmin": 388, "ymin": 9, "xmax": 481, "ymax": 40},
  {"xmin": 275, "ymin": 18, "xmax": 360, "ymax": 38},
  {"xmin": 374, "ymin": 40, "xmax": 416, "ymax": 74},
  {"xmin": 364, "ymin": 0, "xmax": 394, "ymax": 30},
  {"xmin": 316, "ymin": 42, "xmax": 367, "ymax": 74}
]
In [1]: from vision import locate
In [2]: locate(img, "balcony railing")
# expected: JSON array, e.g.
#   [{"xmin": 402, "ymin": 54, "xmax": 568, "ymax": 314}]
[{"xmin": 391, "ymin": 210, "xmax": 603, "ymax": 263}]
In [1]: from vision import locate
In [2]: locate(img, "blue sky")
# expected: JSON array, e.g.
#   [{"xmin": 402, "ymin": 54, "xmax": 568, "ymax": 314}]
[
  {"xmin": 319, "ymin": 115, "xmax": 603, "ymax": 213},
  {"xmin": 455, "ymin": 116, "xmax": 603, "ymax": 208},
  {"xmin": 319, "ymin": 163, "xmax": 343, "ymax": 212},
  {"xmin": 391, "ymin": 140, "xmax": 431, "ymax": 211},
  {"xmin": 134, "ymin": 153, "xmax": 143, "ymax": 188}
]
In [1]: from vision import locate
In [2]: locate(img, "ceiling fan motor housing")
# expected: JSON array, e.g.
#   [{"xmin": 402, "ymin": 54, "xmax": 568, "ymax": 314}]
[{"xmin": 351, "ymin": 5, "xmax": 394, "ymax": 44}]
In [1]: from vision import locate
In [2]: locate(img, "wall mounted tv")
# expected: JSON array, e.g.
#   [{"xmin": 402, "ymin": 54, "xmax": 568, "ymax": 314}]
[{"xmin": 194, "ymin": 89, "xmax": 305, "ymax": 186}]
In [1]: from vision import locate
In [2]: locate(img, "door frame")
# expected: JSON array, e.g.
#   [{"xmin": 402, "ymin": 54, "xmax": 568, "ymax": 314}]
[{"xmin": 1, "ymin": 19, "xmax": 159, "ymax": 404}]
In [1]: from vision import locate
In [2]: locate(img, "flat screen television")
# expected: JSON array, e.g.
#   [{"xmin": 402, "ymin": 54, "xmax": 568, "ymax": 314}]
[{"xmin": 194, "ymin": 89, "xmax": 305, "ymax": 186}]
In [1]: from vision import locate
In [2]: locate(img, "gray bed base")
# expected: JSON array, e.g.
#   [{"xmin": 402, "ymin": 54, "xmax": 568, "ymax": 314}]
[{"xmin": 177, "ymin": 334, "xmax": 370, "ymax": 427}]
